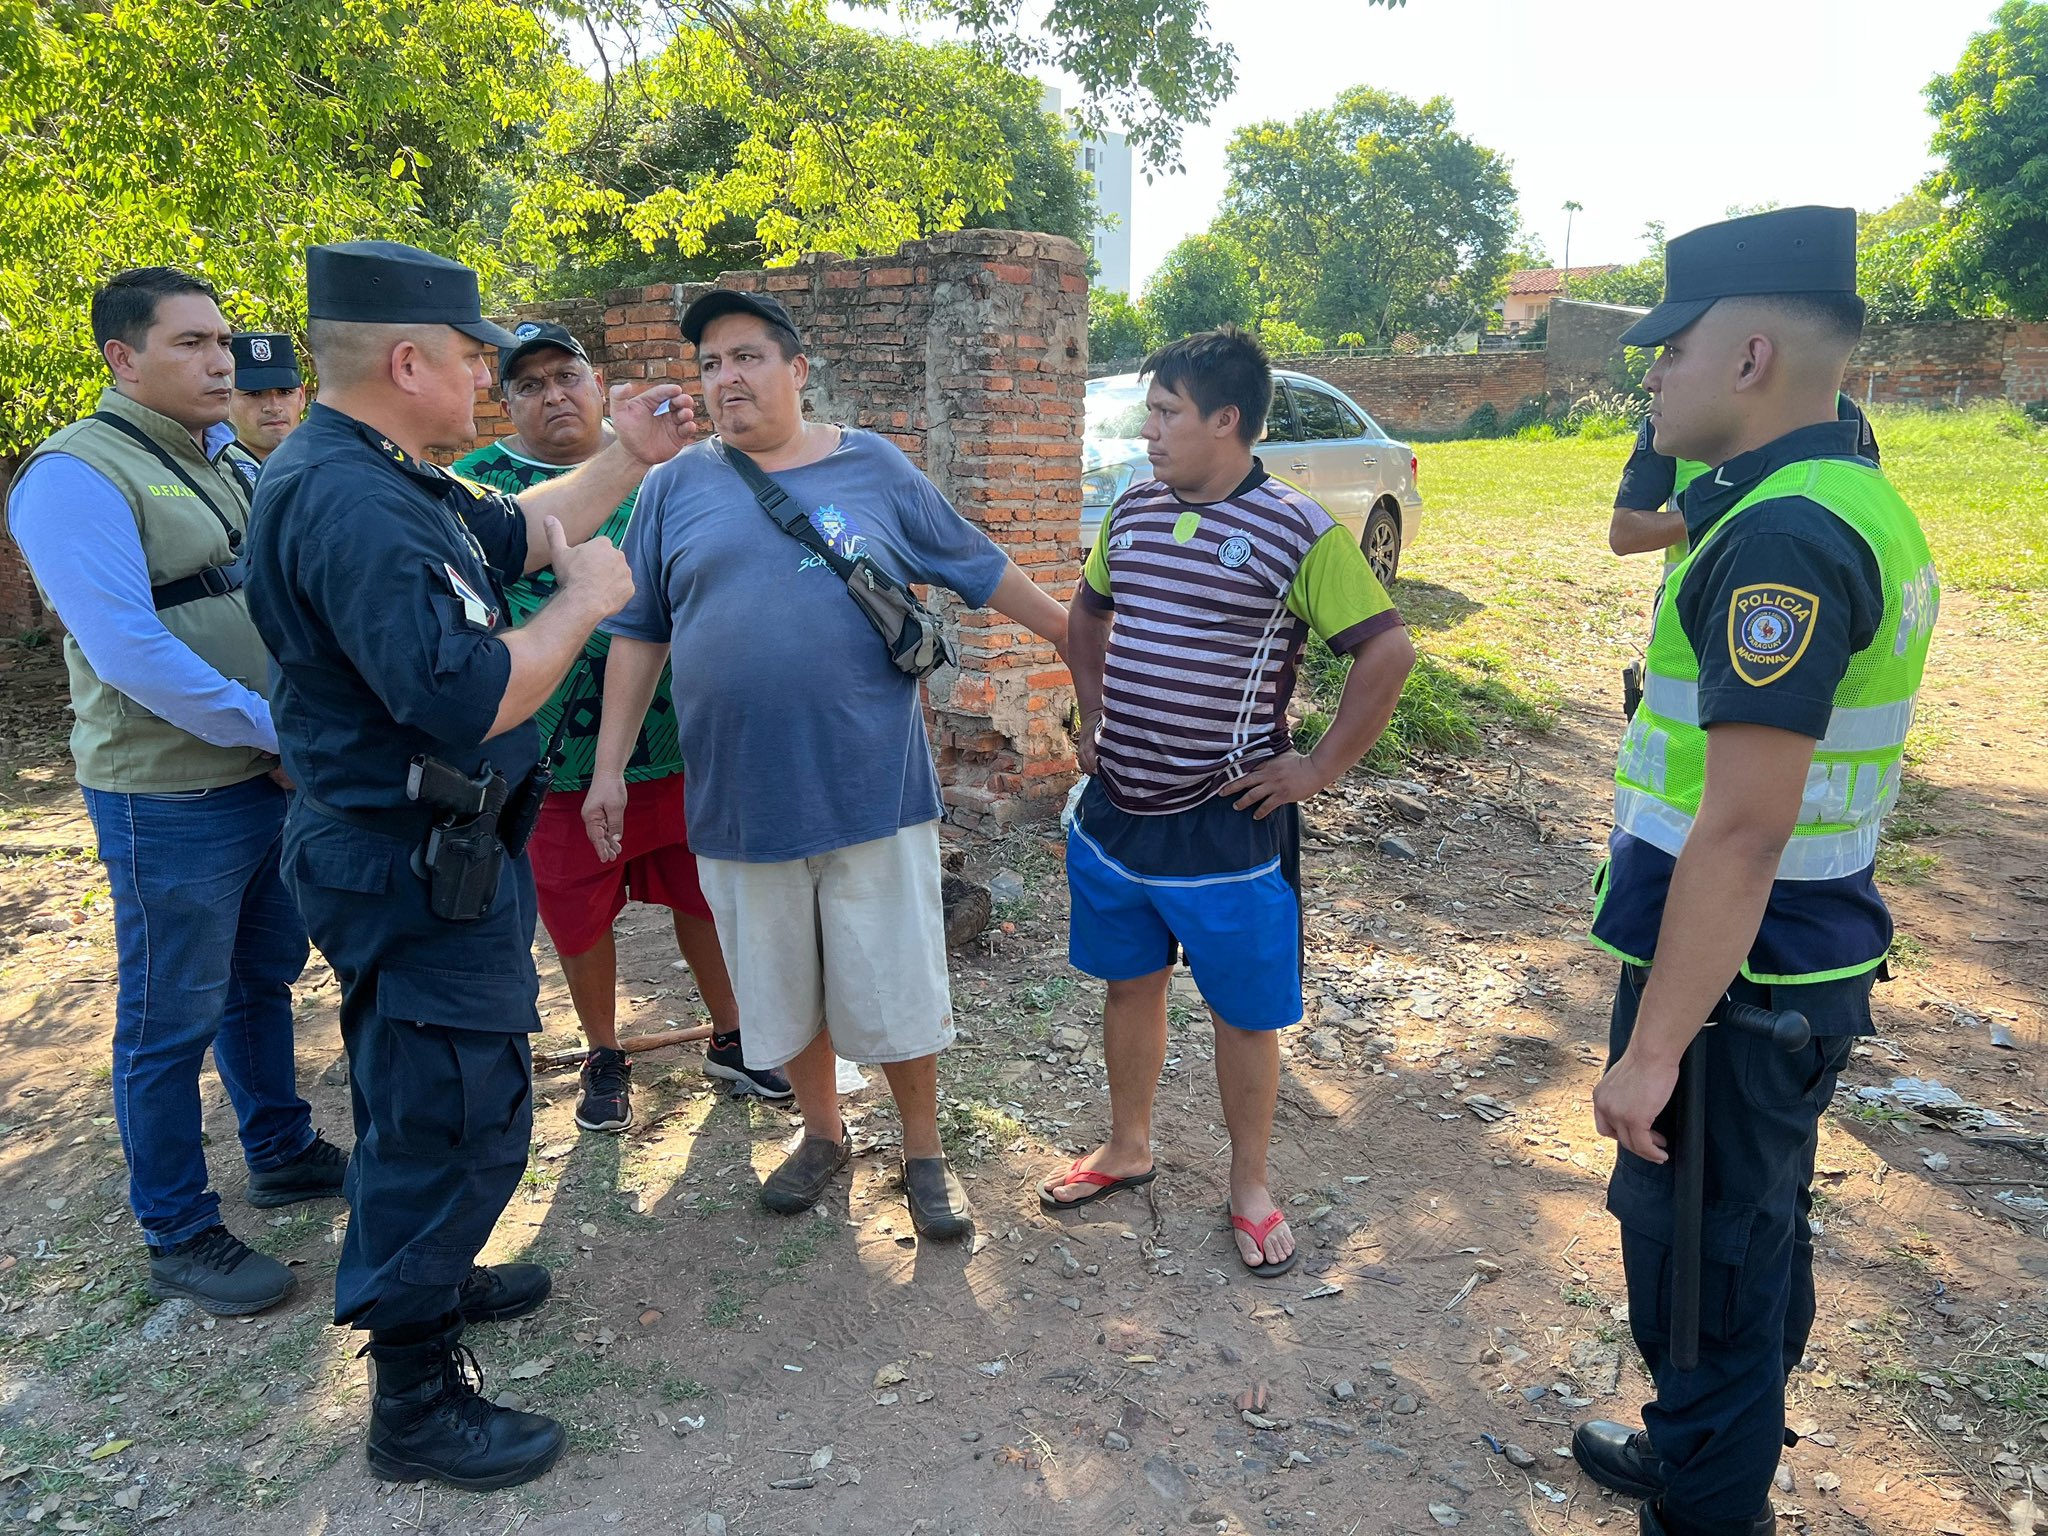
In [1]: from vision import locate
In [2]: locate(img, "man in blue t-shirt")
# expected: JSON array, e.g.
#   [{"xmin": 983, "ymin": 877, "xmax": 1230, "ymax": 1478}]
[{"xmin": 590, "ymin": 291, "xmax": 1069, "ymax": 1242}]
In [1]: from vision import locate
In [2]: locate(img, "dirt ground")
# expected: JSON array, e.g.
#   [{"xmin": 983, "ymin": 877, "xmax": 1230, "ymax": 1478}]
[{"xmin": 0, "ymin": 555, "xmax": 2044, "ymax": 1536}]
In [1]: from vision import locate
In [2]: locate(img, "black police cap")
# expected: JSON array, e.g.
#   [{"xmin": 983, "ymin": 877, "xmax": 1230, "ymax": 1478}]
[
  {"xmin": 306, "ymin": 241, "xmax": 521, "ymax": 350},
  {"xmin": 680, "ymin": 289, "xmax": 804, "ymax": 352},
  {"xmin": 1618, "ymin": 206, "xmax": 1858, "ymax": 350},
  {"xmin": 498, "ymin": 321, "xmax": 591, "ymax": 387},
  {"xmin": 231, "ymin": 332, "xmax": 301, "ymax": 392}
]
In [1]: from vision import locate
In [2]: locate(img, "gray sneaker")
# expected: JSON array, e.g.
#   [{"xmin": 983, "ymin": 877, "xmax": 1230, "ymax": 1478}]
[{"xmin": 147, "ymin": 1225, "xmax": 295, "ymax": 1316}]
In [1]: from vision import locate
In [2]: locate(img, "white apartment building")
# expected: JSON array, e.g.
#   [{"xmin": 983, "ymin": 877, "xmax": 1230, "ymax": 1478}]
[{"xmin": 1041, "ymin": 86, "xmax": 1134, "ymax": 293}]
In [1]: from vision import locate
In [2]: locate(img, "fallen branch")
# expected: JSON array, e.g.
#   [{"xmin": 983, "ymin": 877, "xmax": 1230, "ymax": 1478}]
[{"xmin": 534, "ymin": 1024, "xmax": 713, "ymax": 1072}]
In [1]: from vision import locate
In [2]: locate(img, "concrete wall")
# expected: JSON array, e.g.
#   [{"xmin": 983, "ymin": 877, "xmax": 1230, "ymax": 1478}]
[
  {"xmin": 474, "ymin": 230, "xmax": 1088, "ymax": 828},
  {"xmin": 1545, "ymin": 301, "xmax": 1647, "ymax": 395}
]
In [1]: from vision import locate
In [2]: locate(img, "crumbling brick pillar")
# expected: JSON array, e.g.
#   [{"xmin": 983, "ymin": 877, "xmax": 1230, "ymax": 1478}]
[{"xmin": 479, "ymin": 230, "xmax": 1086, "ymax": 830}]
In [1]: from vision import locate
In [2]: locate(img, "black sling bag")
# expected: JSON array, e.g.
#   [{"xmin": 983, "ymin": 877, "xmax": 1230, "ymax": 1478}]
[{"xmin": 720, "ymin": 440, "xmax": 955, "ymax": 680}]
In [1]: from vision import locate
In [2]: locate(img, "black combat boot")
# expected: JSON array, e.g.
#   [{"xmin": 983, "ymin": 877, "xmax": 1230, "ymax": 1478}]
[
  {"xmin": 364, "ymin": 1325, "xmax": 566, "ymax": 1490},
  {"xmin": 1640, "ymin": 1499, "xmax": 1776, "ymax": 1536}
]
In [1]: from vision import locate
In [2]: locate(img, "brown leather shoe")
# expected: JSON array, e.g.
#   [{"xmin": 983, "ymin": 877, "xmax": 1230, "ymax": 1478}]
[
  {"xmin": 904, "ymin": 1156, "xmax": 974, "ymax": 1241},
  {"xmin": 760, "ymin": 1135, "xmax": 849, "ymax": 1214}
]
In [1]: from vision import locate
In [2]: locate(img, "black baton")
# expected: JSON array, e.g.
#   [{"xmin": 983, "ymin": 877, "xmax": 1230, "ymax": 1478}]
[{"xmin": 1669, "ymin": 999, "xmax": 1811, "ymax": 1371}]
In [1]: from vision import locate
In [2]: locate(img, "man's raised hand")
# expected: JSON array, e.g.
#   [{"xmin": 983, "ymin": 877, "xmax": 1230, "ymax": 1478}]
[{"xmin": 611, "ymin": 382, "xmax": 698, "ymax": 466}]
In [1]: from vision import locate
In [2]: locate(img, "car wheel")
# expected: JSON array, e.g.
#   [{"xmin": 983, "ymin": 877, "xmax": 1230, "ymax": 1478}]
[{"xmin": 1362, "ymin": 501, "xmax": 1401, "ymax": 586}]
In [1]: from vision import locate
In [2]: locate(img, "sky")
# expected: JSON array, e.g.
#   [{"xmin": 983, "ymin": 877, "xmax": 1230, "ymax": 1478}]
[{"xmin": 1082, "ymin": 0, "xmax": 1997, "ymax": 296}]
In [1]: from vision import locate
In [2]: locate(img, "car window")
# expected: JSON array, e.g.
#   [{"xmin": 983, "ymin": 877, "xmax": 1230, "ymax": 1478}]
[
  {"xmin": 1263, "ymin": 385, "xmax": 1297, "ymax": 444},
  {"xmin": 1354, "ymin": 409, "xmax": 1387, "ymax": 441},
  {"xmin": 1292, "ymin": 384, "xmax": 1363, "ymax": 442},
  {"xmin": 1085, "ymin": 379, "xmax": 1150, "ymax": 440}
]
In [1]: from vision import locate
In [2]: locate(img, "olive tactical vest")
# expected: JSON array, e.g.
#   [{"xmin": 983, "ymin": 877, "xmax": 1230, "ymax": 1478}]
[{"xmin": 13, "ymin": 389, "xmax": 274, "ymax": 792}]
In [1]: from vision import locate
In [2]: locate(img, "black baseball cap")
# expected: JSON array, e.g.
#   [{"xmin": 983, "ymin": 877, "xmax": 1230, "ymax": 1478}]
[
  {"xmin": 230, "ymin": 332, "xmax": 301, "ymax": 392},
  {"xmin": 497, "ymin": 321, "xmax": 591, "ymax": 385},
  {"xmin": 680, "ymin": 289, "xmax": 803, "ymax": 352},
  {"xmin": 305, "ymin": 240, "xmax": 521, "ymax": 349},
  {"xmin": 1618, "ymin": 205, "xmax": 1859, "ymax": 350}
]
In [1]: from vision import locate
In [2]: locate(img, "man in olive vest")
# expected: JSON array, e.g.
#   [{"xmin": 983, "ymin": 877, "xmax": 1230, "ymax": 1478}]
[
  {"xmin": 1574, "ymin": 209, "xmax": 1938, "ymax": 1536},
  {"xmin": 5, "ymin": 267, "xmax": 346, "ymax": 1317}
]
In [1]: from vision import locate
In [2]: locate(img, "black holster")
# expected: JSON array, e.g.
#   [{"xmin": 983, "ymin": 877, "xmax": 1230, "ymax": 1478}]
[{"xmin": 406, "ymin": 756, "xmax": 510, "ymax": 923}]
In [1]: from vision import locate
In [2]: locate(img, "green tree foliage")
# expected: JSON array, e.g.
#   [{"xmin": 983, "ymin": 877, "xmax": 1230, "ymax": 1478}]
[
  {"xmin": 1570, "ymin": 223, "xmax": 1667, "ymax": 308},
  {"xmin": 0, "ymin": 0, "xmax": 1279, "ymax": 454},
  {"xmin": 521, "ymin": 19, "xmax": 1094, "ymax": 295},
  {"xmin": 0, "ymin": 0, "xmax": 562, "ymax": 451},
  {"xmin": 1855, "ymin": 191, "xmax": 1995, "ymax": 323},
  {"xmin": 1257, "ymin": 318, "xmax": 1323, "ymax": 355},
  {"xmin": 1089, "ymin": 289, "xmax": 1155, "ymax": 366},
  {"xmin": 1214, "ymin": 87, "xmax": 1517, "ymax": 347},
  {"xmin": 1141, "ymin": 235, "xmax": 1257, "ymax": 342},
  {"xmin": 1924, "ymin": 0, "xmax": 2048, "ymax": 319}
]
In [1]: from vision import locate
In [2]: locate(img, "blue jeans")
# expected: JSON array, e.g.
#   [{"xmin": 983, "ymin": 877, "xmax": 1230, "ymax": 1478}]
[{"xmin": 81, "ymin": 775, "xmax": 315, "ymax": 1248}]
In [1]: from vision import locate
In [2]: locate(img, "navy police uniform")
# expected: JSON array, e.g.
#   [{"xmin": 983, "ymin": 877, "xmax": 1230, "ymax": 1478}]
[
  {"xmin": 1577, "ymin": 208, "xmax": 1937, "ymax": 1536},
  {"xmin": 243, "ymin": 245, "xmax": 538, "ymax": 1337}
]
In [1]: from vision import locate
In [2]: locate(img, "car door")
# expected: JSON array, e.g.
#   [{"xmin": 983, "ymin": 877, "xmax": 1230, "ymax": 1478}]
[{"xmin": 1284, "ymin": 380, "xmax": 1380, "ymax": 528}]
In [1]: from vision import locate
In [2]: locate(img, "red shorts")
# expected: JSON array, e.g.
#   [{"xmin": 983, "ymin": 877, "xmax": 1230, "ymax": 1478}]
[{"xmin": 529, "ymin": 775, "xmax": 712, "ymax": 956}]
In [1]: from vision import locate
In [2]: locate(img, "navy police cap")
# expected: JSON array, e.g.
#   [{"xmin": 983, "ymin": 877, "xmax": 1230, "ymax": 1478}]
[
  {"xmin": 230, "ymin": 331, "xmax": 301, "ymax": 392},
  {"xmin": 1618, "ymin": 206, "xmax": 1858, "ymax": 350},
  {"xmin": 306, "ymin": 241, "xmax": 521, "ymax": 350}
]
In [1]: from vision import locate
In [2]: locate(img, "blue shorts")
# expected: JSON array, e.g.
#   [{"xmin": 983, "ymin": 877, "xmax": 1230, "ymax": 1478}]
[{"xmin": 1066, "ymin": 777, "xmax": 1303, "ymax": 1030}]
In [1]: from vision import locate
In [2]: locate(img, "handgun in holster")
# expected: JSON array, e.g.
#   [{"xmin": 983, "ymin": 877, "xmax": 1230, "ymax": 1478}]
[{"xmin": 406, "ymin": 755, "xmax": 510, "ymax": 922}]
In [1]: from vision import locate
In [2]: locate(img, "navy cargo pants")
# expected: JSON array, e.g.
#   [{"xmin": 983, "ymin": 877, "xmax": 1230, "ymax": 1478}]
[
  {"xmin": 1605, "ymin": 964, "xmax": 1861, "ymax": 1534},
  {"xmin": 284, "ymin": 809, "xmax": 539, "ymax": 1332}
]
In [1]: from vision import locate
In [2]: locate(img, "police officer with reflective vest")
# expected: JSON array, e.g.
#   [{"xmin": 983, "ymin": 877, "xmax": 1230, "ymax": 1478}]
[
  {"xmin": 228, "ymin": 331, "xmax": 307, "ymax": 474},
  {"xmin": 1577, "ymin": 207, "xmax": 1938, "ymax": 1536},
  {"xmin": 244, "ymin": 242, "xmax": 695, "ymax": 1491},
  {"xmin": 1609, "ymin": 369, "xmax": 1881, "ymax": 721}
]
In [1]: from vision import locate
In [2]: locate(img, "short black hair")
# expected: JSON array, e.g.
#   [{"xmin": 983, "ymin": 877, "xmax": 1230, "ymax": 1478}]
[
  {"xmin": 92, "ymin": 267, "xmax": 218, "ymax": 352},
  {"xmin": 1140, "ymin": 326, "xmax": 1272, "ymax": 444},
  {"xmin": 1762, "ymin": 290, "xmax": 1866, "ymax": 346}
]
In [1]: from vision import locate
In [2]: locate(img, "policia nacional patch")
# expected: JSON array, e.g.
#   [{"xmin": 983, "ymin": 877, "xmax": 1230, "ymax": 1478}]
[{"xmin": 1727, "ymin": 583, "xmax": 1819, "ymax": 686}]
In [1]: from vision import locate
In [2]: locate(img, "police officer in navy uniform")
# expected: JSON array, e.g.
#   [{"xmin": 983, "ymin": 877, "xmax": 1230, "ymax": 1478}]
[
  {"xmin": 228, "ymin": 331, "xmax": 306, "ymax": 478},
  {"xmin": 1575, "ymin": 207, "xmax": 1939, "ymax": 1536},
  {"xmin": 244, "ymin": 241, "xmax": 695, "ymax": 1490}
]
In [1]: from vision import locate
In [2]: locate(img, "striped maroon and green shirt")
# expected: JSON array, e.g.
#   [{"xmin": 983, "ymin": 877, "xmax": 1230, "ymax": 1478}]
[{"xmin": 1079, "ymin": 461, "xmax": 1403, "ymax": 815}]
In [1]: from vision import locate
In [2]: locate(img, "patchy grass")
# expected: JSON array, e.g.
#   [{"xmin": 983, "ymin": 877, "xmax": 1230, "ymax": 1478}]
[
  {"xmin": 774, "ymin": 1218, "xmax": 836, "ymax": 1273},
  {"xmin": 1416, "ymin": 403, "xmax": 2048, "ymax": 599},
  {"xmin": 1877, "ymin": 843, "xmax": 1940, "ymax": 886},
  {"xmin": 940, "ymin": 1097, "xmax": 1027, "ymax": 1164},
  {"xmin": 1294, "ymin": 639, "xmax": 1559, "ymax": 767}
]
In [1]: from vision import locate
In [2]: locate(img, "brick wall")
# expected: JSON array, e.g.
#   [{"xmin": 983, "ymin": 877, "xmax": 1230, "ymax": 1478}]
[
  {"xmin": 477, "ymin": 231, "xmax": 1086, "ymax": 829},
  {"xmin": 2002, "ymin": 322, "xmax": 2048, "ymax": 406},
  {"xmin": 1843, "ymin": 320, "xmax": 2010, "ymax": 408},
  {"xmin": 0, "ymin": 459, "xmax": 48, "ymax": 636},
  {"xmin": 1287, "ymin": 351, "xmax": 1549, "ymax": 437}
]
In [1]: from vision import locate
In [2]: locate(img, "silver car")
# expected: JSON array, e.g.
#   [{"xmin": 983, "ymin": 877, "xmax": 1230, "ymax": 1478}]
[{"xmin": 1080, "ymin": 369, "xmax": 1424, "ymax": 585}]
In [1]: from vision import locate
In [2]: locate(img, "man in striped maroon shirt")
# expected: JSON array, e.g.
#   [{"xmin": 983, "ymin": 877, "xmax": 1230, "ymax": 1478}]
[{"xmin": 1044, "ymin": 328, "xmax": 1416, "ymax": 1276}]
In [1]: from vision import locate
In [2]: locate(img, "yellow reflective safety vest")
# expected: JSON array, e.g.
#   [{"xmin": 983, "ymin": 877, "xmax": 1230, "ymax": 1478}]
[{"xmin": 1611, "ymin": 457, "xmax": 1939, "ymax": 977}]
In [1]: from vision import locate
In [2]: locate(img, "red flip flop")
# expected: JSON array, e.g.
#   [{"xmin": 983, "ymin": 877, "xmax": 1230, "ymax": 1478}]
[
  {"xmin": 1228, "ymin": 1207, "xmax": 1299, "ymax": 1278},
  {"xmin": 1038, "ymin": 1158, "xmax": 1157, "ymax": 1209}
]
